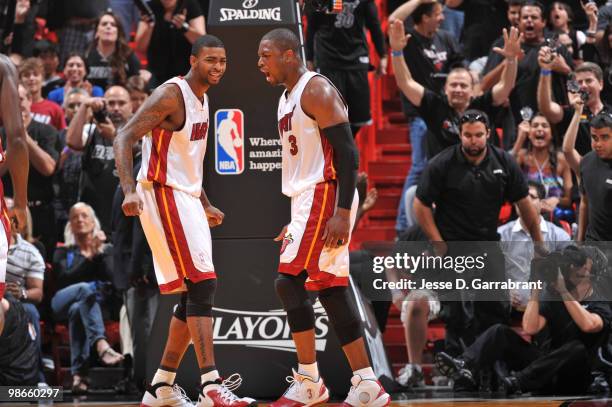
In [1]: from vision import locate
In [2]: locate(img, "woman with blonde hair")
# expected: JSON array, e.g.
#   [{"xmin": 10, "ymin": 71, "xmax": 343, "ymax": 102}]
[{"xmin": 51, "ymin": 202, "xmax": 123, "ymax": 394}]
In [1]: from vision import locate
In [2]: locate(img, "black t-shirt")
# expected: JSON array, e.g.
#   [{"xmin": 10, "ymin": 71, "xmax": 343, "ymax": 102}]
[
  {"xmin": 401, "ymin": 28, "xmax": 461, "ymax": 118},
  {"xmin": 65, "ymin": 0, "xmax": 109, "ymax": 19},
  {"xmin": 1, "ymin": 121, "xmax": 59, "ymax": 203},
  {"xmin": 580, "ymin": 151, "xmax": 612, "ymax": 242},
  {"xmin": 539, "ymin": 287, "xmax": 612, "ymax": 352},
  {"xmin": 484, "ymin": 38, "xmax": 573, "ymax": 125},
  {"xmin": 148, "ymin": 0, "xmax": 203, "ymax": 87},
  {"xmin": 53, "ymin": 244, "xmax": 113, "ymax": 290},
  {"xmin": 416, "ymin": 144, "xmax": 528, "ymax": 241},
  {"xmin": 0, "ymin": 297, "xmax": 38, "ymax": 385},
  {"xmin": 305, "ymin": 0, "xmax": 386, "ymax": 70},
  {"xmin": 561, "ymin": 104, "xmax": 611, "ymax": 156},
  {"xmin": 457, "ymin": 0, "xmax": 508, "ymax": 61},
  {"xmin": 80, "ymin": 130, "xmax": 118, "ymax": 236},
  {"xmin": 418, "ymin": 89, "xmax": 499, "ymax": 158},
  {"xmin": 86, "ymin": 48, "xmax": 141, "ymax": 89}
]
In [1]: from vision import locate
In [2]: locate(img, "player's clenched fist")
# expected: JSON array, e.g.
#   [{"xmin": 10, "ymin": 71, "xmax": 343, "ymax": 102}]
[
  {"xmin": 205, "ymin": 205, "xmax": 224, "ymax": 227},
  {"xmin": 122, "ymin": 191, "xmax": 143, "ymax": 216}
]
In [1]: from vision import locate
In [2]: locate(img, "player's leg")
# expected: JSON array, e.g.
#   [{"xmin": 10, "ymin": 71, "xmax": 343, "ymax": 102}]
[
  {"xmin": 318, "ymin": 286, "xmax": 389, "ymax": 407},
  {"xmin": 142, "ymin": 293, "xmax": 193, "ymax": 407},
  {"xmin": 271, "ymin": 271, "xmax": 329, "ymax": 407}
]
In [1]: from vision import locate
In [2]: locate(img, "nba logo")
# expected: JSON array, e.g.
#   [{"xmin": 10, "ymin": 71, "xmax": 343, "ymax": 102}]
[{"xmin": 215, "ymin": 109, "xmax": 244, "ymax": 175}]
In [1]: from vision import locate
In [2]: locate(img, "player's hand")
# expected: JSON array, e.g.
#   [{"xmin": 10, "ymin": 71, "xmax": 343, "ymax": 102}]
[
  {"xmin": 122, "ymin": 191, "xmax": 143, "ymax": 216},
  {"xmin": 205, "ymin": 205, "xmax": 224, "ymax": 227},
  {"xmin": 274, "ymin": 225, "xmax": 288, "ymax": 242},
  {"xmin": 97, "ymin": 118, "xmax": 116, "ymax": 140},
  {"xmin": 388, "ymin": 19, "xmax": 410, "ymax": 52},
  {"xmin": 322, "ymin": 208, "xmax": 350, "ymax": 249}
]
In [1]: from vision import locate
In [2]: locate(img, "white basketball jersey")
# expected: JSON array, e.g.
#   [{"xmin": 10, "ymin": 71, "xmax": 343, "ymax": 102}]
[
  {"xmin": 138, "ymin": 77, "xmax": 209, "ymax": 197},
  {"xmin": 277, "ymin": 71, "xmax": 346, "ymax": 197}
]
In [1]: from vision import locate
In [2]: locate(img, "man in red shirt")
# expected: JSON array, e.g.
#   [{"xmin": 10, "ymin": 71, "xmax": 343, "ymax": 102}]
[{"xmin": 18, "ymin": 58, "xmax": 66, "ymax": 131}]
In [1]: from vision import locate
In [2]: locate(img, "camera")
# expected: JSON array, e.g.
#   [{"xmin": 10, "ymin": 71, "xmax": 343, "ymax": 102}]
[
  {"xmin": 93, "ymin": 100, "xmax": 110, "ymax": 123},
  {"xmin": 544, "ymin": 36, "xmax": 562, "ymax": 57},
  {"xmin": 530, "ymin": 252, "xmax": 571, "ymax": 284},
  {"xmin": 134, "ymin": 0, "xmax": 155, "ymax": 22},
  {"xmin": 567, "ymin": 79, "xmax": 590, "ymax": 103},
  {"xmin": 307, "ymin": 0, "xmax": 344, "ymax": 13}
]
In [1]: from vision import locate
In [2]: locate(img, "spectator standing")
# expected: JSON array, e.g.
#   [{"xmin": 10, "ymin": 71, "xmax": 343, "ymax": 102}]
[
  {"xmin": 1, "ymin": 84, "xmax": 59, "ymax": 261},
  {"xmin": 389, "ymin": 0, "xmax": 462, "ymax": 234},
  {"xmin": 484, "ymin": 1, "xmax": 573, "ymax": 125},
  {"xmin": 511, "ymin": 113, "xmax": 573, "ymax": 215},
  {"xmin": 48, "ymin": 53, "xmax": 104, "ymax": 106},
  {"xmin": 135, "ymin": 0, "xmax": 205, "ymax": 87},
  {"xmin": 86, "ymin": 11, "xmax": 141, "ymax": 89},
  {"xmin": 66, "ymin": 86, "xmax": 133, "ymax": 236},
  {"xmin": 18, "ymin": 58, "xmax": 67, "ymax": 131},
  {"xmin": 578, "ymin": 112, "xmax": 612, "ymax": 242},
  {"xmin": 538, "ymin": 62, "xmax": 609, "ymax": 156},
  {"xmin": 305, "ymin": 0, "xmax": 387, "ymax": 137},
  {"xmin": 32, "ymin": 41, "xmax": 64, "ymax": 98}
]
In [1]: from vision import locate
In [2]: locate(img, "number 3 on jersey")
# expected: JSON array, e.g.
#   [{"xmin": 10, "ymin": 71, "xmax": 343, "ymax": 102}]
[{"xmin": 288, "ymin": 135, "xmax": 298, "ymax": 155}]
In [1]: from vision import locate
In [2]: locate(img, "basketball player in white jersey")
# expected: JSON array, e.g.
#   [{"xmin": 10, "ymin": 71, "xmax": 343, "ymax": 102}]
[
  {"xmin": 0, "ymin": 54, "xmax": 29, "ymax": 336},
  {"xmin": 114, "ymin": 35, "xmax": 255, "ymax": 407},
  {"xmin": 258, "ymin": 29, "xmax": 390, "ymax": 406}
]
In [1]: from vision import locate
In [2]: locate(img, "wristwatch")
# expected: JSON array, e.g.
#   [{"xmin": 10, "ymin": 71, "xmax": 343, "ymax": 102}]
[{"xmin": 180, "ymin": 22, "xmax": 189, "ymax": 33}]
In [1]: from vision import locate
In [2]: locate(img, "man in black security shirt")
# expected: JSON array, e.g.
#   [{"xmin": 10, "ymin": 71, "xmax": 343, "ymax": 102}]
[
  {"xmin": 1, "ymin": 84, "xmax": 59, "ymax": 260},
  {"xmin": 436, "ymin": 246, "xmax": 612, "ymax": 395},
  {"xmin": 578, "ymin": 112, "xmax": 612, "ymax": 242},
  {"xmin": 413, "ymin": 110, "xmax": 543, "ymax": 349},
  {"xmin": 413, "ymin": 110, "xmax": 542, "ymax": 250},
  {"xmin": 484, "ymin": 1, "xmax": 573, "ymax": 125},
  {"xmin": 389, "ymin": 19, "xmax": 520, "ymax": 158}
]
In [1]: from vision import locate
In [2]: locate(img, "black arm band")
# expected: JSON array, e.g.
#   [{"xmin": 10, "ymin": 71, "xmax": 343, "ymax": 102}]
[{"xmin": 321, "ymin": 123, "xmax": 359, "ymax": 210}]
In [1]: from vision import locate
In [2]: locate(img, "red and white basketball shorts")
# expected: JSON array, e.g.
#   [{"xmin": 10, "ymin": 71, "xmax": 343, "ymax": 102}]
[
  {"xmin": 278, "ymin": 180, "xmax": 358, "ymax": 291},
  {"xmin": 0, "ymin": 197, "xmax": 10, "ymax": 298},
  {"xmin": 137, "ymin": 182, "xmax": 215, "ymax": 294}
]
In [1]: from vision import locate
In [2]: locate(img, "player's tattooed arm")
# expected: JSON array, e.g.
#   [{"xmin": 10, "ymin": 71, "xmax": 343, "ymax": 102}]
[{"xmin": 114, "ymin": 84, "xmax": 181, "ymax": 196}]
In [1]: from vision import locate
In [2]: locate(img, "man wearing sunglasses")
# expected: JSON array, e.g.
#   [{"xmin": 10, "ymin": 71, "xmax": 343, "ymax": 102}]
[{"xmin": 413, "ymin": 109, "xmax": 544, "ymax": 358}]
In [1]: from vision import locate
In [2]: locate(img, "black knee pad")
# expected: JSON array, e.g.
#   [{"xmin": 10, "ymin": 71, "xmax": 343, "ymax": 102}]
[
  {"xmin": 319, "ymin": 286, "xmax": 363, "ymax": 346},
  {"xmin": 186, "ymin": 279, "xmax": 216, "ymax": 317},
  {"xmin": 275, "ymin": 272, "xmax": 315, "ymax": 333},
  {"xmin": 173, "ymin": 292, "xmax": 187, "ymax": 322}
]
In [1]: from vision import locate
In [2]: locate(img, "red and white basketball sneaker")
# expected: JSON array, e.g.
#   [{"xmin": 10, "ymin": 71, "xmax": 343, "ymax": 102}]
[
  {"xmin": 196, "ymin": 374, "xmax": 256, "ymax": 407},
  {"xmin": 141, "ymin": 382, "xmax": 194, "ymax": 407},
  {"xmin": 341, "ymin": 375, "xmax": 390, "ymax": 407},
  {"xmin": 270, "ymin": 369, "xmax": 329, "ymax": 407}
]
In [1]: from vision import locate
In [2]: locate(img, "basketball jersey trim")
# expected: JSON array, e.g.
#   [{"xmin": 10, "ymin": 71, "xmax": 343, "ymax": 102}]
[
  {"xmin": 147, "ymin": 128, "xmax": 172, "ymax": 184},
  {"xmin": 278, "ymin": 181, "xmax": 337, "ymax": 276},
  {"xmin": 153, "ymin": 184, "xmax": 215, "ymax": 283}
]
